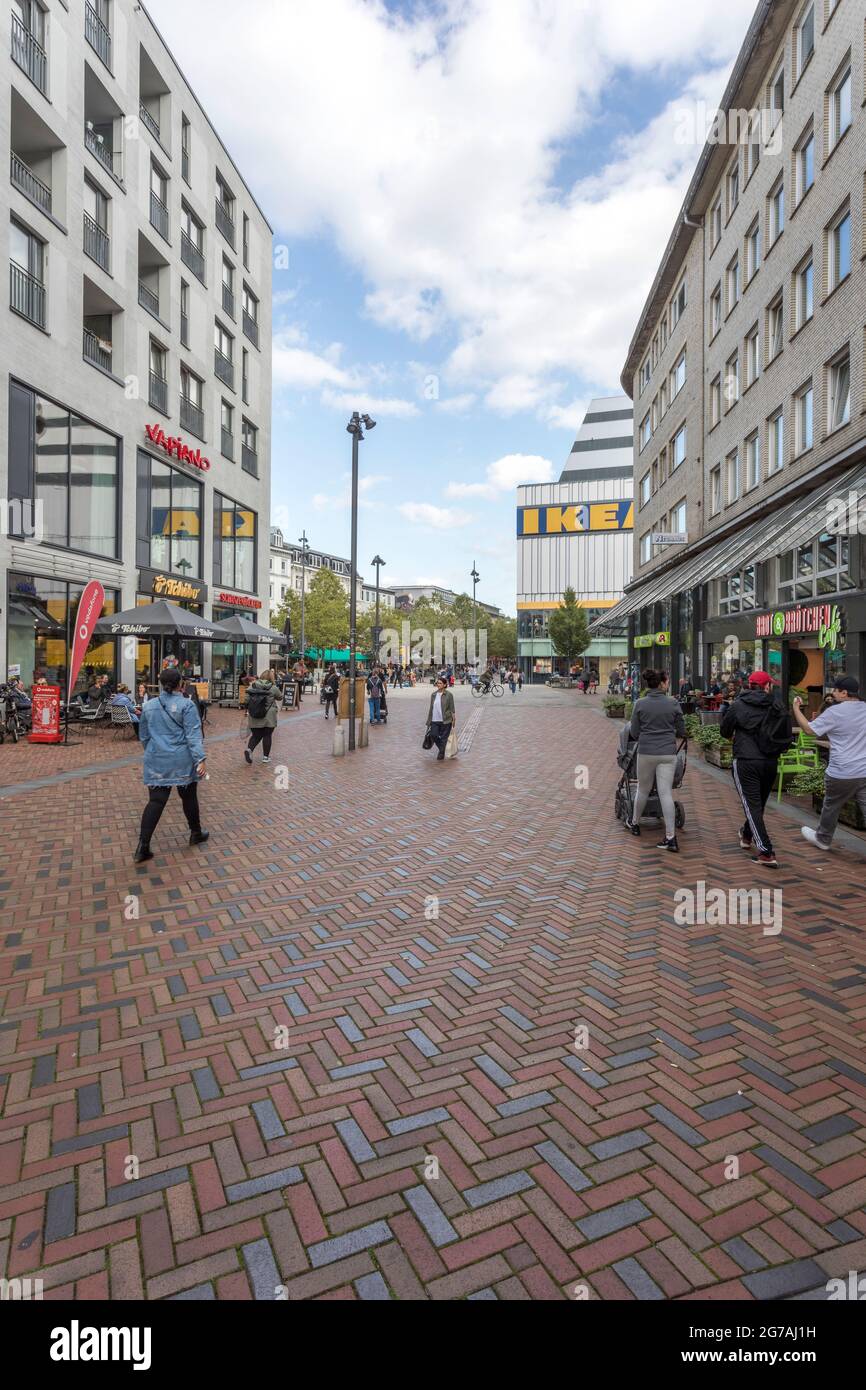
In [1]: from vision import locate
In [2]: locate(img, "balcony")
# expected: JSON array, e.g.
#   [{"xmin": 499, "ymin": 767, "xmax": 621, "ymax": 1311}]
[
  {"xmin": 138, "ymin": 280, "xmax": 159, "ymax": 317},
  {"xmin": 83, "ymin": 325, "xmax": 112, "ymax": 372},
  {"xmin": 181, "ymin": 230, "xmax": 205, "ymax": 284},
  {"xmin": 149, "ymin": 372, "xmax": 168, "ymax": 414},
  {"xmin": 242, "ymin": 310, "xmax": 259, "ymax": 348},
  {"xmin": 214, "ymin": 348, "xmax": 234, "ymax": 390},
  {"xmin": 10, "ymin": 262, "xmax": 46, "ymax": 330},
  {"xmin": 180, "ymin": 394, "xmax": 205, "ymax": 439},
  {"xmin": 221, "ymin": 427, "xmax": 234, "ymax": 460},
  {"xmin": 215, "ymin": 199, "xmax": 235, "ymax": 248},
  {"xmin": 150, "ymin": 189, "xmax": 169, "ymax": 242},
  {"xmin": 222, "ymin": 283, "xmax": 235, "ymax": 319},
  {"xmin": 11, "ymin": 14, "xmax": 47, "ymax": 95},
  {"xmin": 85, "ymin": 4, "xmax": 112, "ymax": 70},
  {"xmin": 83, "ymin": 212, "xmax": 110, "ymax": 271},
  {"xmin": 11, "ymin": 152, "xmax": 51, "ymax": 214},
  {"xmin": 85, "ymin": 124, "xmax": 117, "ymax": 177},
  {"xmin": 242, "ymin": 444, "xmax": 258, "ymax": 478},
  {"xmin": 140, "ymin": 103, "xmax": 160, "ymax": 142}
]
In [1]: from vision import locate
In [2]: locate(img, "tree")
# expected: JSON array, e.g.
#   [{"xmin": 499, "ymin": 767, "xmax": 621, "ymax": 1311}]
[
  {"xmin": 488, "ymin": 617, "xmax": 517, "ymax": 660},
  {"xmin": 548, "ymin": 587, "xmax": 590, "ymax": 667},
  {"xmin": 271, "ymin": 589, "xmax": 301, "ymax": 654},
  {"xmin": 303, "ymin": 569, "xmax": 350, "ymax": 661}
]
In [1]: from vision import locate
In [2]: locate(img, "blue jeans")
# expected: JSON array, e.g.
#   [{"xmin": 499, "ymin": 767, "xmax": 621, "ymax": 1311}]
[{"xmin": 368, "ymin": 697, "xmax": 381, "ymax": 723}]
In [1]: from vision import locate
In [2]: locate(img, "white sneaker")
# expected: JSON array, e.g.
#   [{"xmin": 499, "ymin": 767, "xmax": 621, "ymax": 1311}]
[
  {"xmin": 263, "ymin": 756, "xmax": 270, "ymax": 764},
  {"xmin": 801, "ymin": 826, "xmax": 830, "ymax": 851}
]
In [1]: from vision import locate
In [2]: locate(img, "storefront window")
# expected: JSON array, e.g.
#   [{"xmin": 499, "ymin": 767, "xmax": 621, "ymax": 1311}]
[
  {"xmin": 213, "ymin": 494, "xmax": 258, "ymax": 595},
  {"xmin": 139, "ymin": 451, "xmax": 203, "ymax": 578},
  {"xmin": 6, "ymin": 574, "xmax": 118, "ymax": 691},
  {"xmin": 719, "ymin": 565, "xmax": 756, "ymax": 614},
  {"xmin": 778, "ymin": 534, "xmax": 853, "ymax": 603},
  {"xmin": 212, "ymin": 604, "xmax": 254, "ymax": 691},
  {"xmin": 28, "ymin": 392, "xmax": 120, "ymax": 557}
]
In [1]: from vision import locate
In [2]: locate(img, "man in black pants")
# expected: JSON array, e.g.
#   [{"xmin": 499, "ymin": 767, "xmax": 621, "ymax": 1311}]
[
  {"xmin": 322, "ymin": 666, "xmax": 340, "ymax": 719},
  {"xmin": 136, "ymin": 667, "xmax": 208, "ymax": 863},
  {"xmin": 721, "ymin": 670, "xmax": 792, "ymax": 868}
]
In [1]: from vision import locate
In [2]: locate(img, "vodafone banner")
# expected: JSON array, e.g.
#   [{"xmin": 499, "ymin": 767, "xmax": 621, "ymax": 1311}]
[
  {"xmin": 68, "ymin": 581, "xmax": 105, "ymax": 704},
  {"xmin": 29, "ymin": 685, "xmax": 62, "ymax": 744}
]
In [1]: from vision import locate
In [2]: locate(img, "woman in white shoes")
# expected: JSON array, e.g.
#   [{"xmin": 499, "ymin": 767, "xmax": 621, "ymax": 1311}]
[
  {"xmin": 626, "ymin": 669, "xmax": 686, "ymax": 852},
  {"xmin": 244, "ymin": 670, "xmax": 278, "ymax": 764}
]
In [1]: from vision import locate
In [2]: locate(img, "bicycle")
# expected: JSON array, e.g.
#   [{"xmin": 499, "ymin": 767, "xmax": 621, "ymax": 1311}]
[
  {"xmin": 471, "ymin": 680, "xmax": 504, "ymax": 699},
  {"xmin": 0, "ymin": 688, "xmax": 30, "ymax": 743}
]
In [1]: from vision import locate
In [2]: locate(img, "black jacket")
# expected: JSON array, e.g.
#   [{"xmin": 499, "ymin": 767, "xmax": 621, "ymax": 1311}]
[{"xmin": 720, "ymin": 690, "xmax": 791, "ymax": 760}]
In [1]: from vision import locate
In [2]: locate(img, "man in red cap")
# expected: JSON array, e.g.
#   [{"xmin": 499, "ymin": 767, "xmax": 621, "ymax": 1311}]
[{"xmin": 721, "ymin": 671, "xmax": 793, "ymax": 867}]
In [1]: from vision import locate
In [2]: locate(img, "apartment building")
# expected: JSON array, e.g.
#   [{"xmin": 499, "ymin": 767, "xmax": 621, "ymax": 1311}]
[
  {"xmin": 517, "ymin": 396, "xmax": 633, "ymax": 684},
  {"xmin": 269, "ymin": 528, "xmax": 397, "ymax": 623},
  {"xmin": 2, "ymin": 0, "xmax": 272, "ymax": 693},
  {"xmin": 593, "ymin": 0, "xmax": 866, "ymax": 703}
]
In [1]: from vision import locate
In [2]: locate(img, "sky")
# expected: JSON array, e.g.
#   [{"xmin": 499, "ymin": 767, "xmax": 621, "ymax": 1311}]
[{"xmin": 146, "ymin": 0, "xmax": 758, "ymax": 613}]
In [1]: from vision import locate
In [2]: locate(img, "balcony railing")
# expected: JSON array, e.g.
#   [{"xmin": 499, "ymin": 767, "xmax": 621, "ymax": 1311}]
[
  {"xmin": 11, "ymin": 13, "xmax": 47, "ymax": 95},
  {"xmin": 85, "ymin": 125, "xmax": 117, "ymax": 177},
  {"xmin": 242, "ymin": 444, "xmax": 258, "ymax": 477},
  {"xmin": 180, "ymin": 230, "xmax": 205, "ymax": 283},
  {"xmin": 139, "ymin": 280, "xmax": 159, "ymax": 317},
  {"xmin": 10, "ymin": 262, "xmax": 46, "ymax": 329},
  {"xmin": 139, "ymin": 104, "xmax": 160, "ymax": 142},
  {"xmin": 215, "ymin": 199, "xmax": 235, "ymax": 248},
  {"xmin": 84, "ymin": 326, "xmax": 112, "ymax": 372},
  {"xmin": 214, "ymin": 348, "xmax": 234, "ymax": 390},
  {"xmin": 84, "ymin": 3, "xmax": 112, "ymax": 69},
  {"xmin": 221, "ymin": 427, "xmax": 234, "ymax": 459},
  {"xmin": 180, "ymin": 394, "xmax": 205, "ymax": 439},
  {"xmin": 150, "ymin": 189, "xmax": 169, "ymax": 241},
  {"xmin": 149, "ymin": 372, "xmax": 168, "ymax": 414},
  {"xmin": 11, "ymin": 152, "xmax": 51, "ymax": 213},
  {"xmin": 243, "ymin": 310, "xmax": 259, "ymax": 348},
  {"xmin": 222, "ymin": 283, "xmax": 235, "ymax": 319},
  {"xmin": 83, "ymin": 212, "xmax": 110, "ymax": 271}
]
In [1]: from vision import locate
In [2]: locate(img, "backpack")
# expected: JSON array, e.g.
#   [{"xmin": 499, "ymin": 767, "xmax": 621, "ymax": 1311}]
[
  {"xmin": 246, "ymin": 687, "xmax": 269, "ymax": 720},
  {"xmin": 756, "ymin": 700, "xmax": 793, "ymax": 757}
]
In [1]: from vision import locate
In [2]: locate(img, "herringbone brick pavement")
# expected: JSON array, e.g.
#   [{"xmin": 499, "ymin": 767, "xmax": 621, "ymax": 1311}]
[{"xmin": 1, "ymin": 686, "xmax": 864, "ymax": 1300}]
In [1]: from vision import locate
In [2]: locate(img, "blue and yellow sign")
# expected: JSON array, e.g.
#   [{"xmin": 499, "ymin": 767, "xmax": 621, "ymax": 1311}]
[{"xmin": 517, "ymin": 501, "xmax": 634, "ymax": 536}]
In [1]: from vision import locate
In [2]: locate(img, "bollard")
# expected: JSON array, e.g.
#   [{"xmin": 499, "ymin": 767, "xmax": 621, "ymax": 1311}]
[
  {"xmin": 332, "ymin": 724, "xmax": 346, "ymax": 757},
  {"xmin": 358, "ymin": 719, "xmax": 369, "ymax": 748}
]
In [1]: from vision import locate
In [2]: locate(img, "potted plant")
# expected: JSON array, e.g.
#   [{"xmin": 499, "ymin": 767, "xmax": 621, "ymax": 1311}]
[
  {"xmin": 684, "ymin": 713, "xmax": 702, "ymax": 742},
  {"xmin": 602, "ymin": 694, "xmax": 626, "ymax": 719},
  {"xmin": 695, "ymin": 723, "xmax": 734, "ymax": 768},
  {"xmin": 790, "ymin": 765, "xmax": 866, "ymax": 830}
]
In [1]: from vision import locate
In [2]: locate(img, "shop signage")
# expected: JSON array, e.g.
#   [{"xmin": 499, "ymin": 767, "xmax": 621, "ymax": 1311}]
[
  {"xmin": 141, "ymin": 569, "xmax": 207, "ymax": 603},
  {"xmin": 517, "ymin": 501, "xmax": 634, "ymax": 536},
  {"xmin": 634, "ymin": 631, "xmax": 671, "ymax": 649},
  {"xmin": 651, "ymin": 532, "xmax": 689, "ymax": 545},
  {"xmin": 144, "ymin": 424, "xmax": 211, "ymax": 472},
  {"xmin": 755, "ymin": 602, "xmax": 842, "ymax": 651},
  {"xmin": 29, "ymin": 684, "xmax": 62, "ymax": 744},
  {"xmin": 216, "ymin": 592, "xmax": 261, "ymax": 610}
]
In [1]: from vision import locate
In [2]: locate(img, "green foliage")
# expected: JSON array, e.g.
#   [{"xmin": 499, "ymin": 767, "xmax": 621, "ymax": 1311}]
[
  {"xmin": 487, "ymin": 617, "xmax": 517, "ymax": 659},
  {"xmin": 602, "ymin": 694, "xmax": 626, "ymax": 711},
  {"xmin": 789, "ymin": 766, "xmax": 826, "ymax": 797},
  {"xmin": 684, "ymin": 713, "xmax": 702, "ymax": 741},
  {"xmin": 548, "ymin": 587, "xmax": 590, "ymax": 664},
  {"xmin": 695, "ymin": 723, "xmax": 722, "ymax": 748}
]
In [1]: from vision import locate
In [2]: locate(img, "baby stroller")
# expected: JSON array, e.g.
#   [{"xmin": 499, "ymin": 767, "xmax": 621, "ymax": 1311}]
[
  {"xmin": 614, "ymin": 725, "xmax": 687, "ymax": 830},
  {"xmin": 378, "ymin": 683, "xmax": 388, "ymax": 724}
]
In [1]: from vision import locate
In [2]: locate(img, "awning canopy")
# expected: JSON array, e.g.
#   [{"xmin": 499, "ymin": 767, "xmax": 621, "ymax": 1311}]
[
  {"xmin": 590, "ymin": 462, "xmax": 866, "ymax": 633},
  {"xmin": 94, "ymin": 600, "xmax": 230, "ymax": 641},
  {"xmin": 217, "ymin": 615, "xmax": 287, "ymax": 645}
]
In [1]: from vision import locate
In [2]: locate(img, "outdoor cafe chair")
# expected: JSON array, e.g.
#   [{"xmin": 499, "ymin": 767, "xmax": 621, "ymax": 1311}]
[{"xmin": 109, "ymin": 705, "xmax": 137, "ymax": 740}]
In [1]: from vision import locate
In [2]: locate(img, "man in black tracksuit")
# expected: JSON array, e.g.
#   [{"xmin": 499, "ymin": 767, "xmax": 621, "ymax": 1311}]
[{"xmin": 721, "ymin": 671, "xmax": 791, "ymax": 868}]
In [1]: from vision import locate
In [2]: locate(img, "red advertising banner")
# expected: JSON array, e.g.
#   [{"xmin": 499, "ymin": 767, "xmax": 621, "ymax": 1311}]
[
  {"xmin": 68, "ymin": 581, "xmax": 105, "ymax": 705},
  {"xmin": 29, "ymin": 685, "xmax": 62, "ymax": 744}
]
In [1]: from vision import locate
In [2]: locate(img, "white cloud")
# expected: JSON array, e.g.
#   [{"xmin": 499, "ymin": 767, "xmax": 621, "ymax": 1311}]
[
  {"xmin": 319, "ymin": 389, "xmax": 419, "ymax": 419},
  {"xmin": 542, "ymin": 399, "xmax": 589, "ymax": 432},
  {"xmin": 445, "ymin": 481, "xmax": 496, "ymax": 500},
  {"xmin": 435, "ymin": 393, "xmax": 477, "ymax": 415},
  {"xmin": 446, "ymin": 452, "xmax": 555, "ymax": 501},
  {"xmin": 399, "ymin": 502, "xmax": 473, "ymax": 529}
]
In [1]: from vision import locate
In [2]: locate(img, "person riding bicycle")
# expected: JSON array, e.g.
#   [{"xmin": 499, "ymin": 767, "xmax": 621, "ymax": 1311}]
[{"xmin": 479, "ymin": 665, "xmax": 494, "ymax": 693}]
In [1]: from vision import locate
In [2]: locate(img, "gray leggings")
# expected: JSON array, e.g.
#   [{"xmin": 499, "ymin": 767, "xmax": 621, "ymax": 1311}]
[{"xmin": 632, "ymin": 752, "xmax": 677, "ymax": 839}]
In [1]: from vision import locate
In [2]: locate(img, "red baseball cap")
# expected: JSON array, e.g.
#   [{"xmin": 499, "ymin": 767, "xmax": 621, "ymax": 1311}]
[{"xmin": 749, "ymin": 671, "xmax": 772, "ymax": 687}]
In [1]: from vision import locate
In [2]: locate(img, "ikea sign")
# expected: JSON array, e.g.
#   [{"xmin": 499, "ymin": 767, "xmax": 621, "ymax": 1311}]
[{"xmin": 517, "ymin": 501, "xmax": 634, "ymax": 536}]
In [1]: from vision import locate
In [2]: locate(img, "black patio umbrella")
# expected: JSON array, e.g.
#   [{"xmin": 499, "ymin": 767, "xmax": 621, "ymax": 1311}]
[
  {"xmin": 93, "ymin": 600, "xmax": 230, "ymax": 641},
  {"xmin": 217, "ymin": 614, "xmax": 287, "ymax": 645}
]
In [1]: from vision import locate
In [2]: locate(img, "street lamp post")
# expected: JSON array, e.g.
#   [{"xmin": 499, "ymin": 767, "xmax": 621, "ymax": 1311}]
[
  {"xmin": 470, "ymin": 564, "xmax": 480, "ymax": 669},
  {"xmin": 371, "ymin": 554, "xmax": 385, "ymax": 664},
  {"xmin": 298, "ymin": 530, "xmax": 309, "ymax": 664},
  {"xmin": 346, "ymin": 413, "xmax": 377, "ymax": 751}
]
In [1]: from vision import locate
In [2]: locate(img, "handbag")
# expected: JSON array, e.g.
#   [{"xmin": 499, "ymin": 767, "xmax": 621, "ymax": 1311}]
[
  {"xmin": 445, "ymin": 727, "xmax": 458, "ymax": 759},
  {"xmin": 422, "ymin": 731, "xmax": 434, "ymax": 750}
]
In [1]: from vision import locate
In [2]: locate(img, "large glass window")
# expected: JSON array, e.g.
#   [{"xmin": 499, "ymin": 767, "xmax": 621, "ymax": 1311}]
[
  {"xmin": 214, "ymin": 493, "xmax": 258, "ymax": 594},
  {"xmin": 719, "ymin": 565, "xmax": 757, "ymax": 615},
  {"xmin": 137, "ymin": 449, "xmax": 203, "ymax": 577},
  {"xmin": 6, "ymin": 573, "xmax": 118, "ymax": 691},
  {"xmin": 27, "ymin": 388, "xmax": 120, "ymax": 557},
  {"xmin": 777, "ymin": 534, "xmax": 854, "ymax": 604}
]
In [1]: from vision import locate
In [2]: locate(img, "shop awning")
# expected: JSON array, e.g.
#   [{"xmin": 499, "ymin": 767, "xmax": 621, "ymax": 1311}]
[
  {"xmin": 590, "ymin": 462, "xmax": 866, "ymax": 634},
  {"xmin": 94, "ymin": 600, "xmax": 230, "ymax": 641},
  {"xmin": 217, "ymin": 615, "xmax": 287, "ymax": 645}
]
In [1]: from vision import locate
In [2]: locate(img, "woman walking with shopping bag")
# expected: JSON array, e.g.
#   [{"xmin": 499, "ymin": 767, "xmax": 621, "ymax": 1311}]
[{"xmin": 425, "ymin": 675, "xmax": 456, "ymax": 760}]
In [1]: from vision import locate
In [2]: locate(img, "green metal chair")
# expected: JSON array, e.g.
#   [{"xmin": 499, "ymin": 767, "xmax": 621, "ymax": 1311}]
[{"xmin": 776, "ymin": 729, "xmax": 820, "ymax": 800}]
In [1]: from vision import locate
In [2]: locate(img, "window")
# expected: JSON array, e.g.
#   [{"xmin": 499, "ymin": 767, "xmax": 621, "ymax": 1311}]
[
  {"xmin": 795, "ymin": 381, "xmax": 814, "ymax": 453},
  {"xmin": 10, "ymin": 218, "xmax": 45, "ymax": 328},
  {"xmin": 768, "ymin": 292, "xmax": 784, "ymax": 360},
  {"xmin": 639, "ymin": 412, "xmax": 651, "ymax": 450},
  {"xmin": 728, "ymin": 160, "xmax": 740, "ymax": 217},
  {"xmin": 827, "ymin": 207, "xmax": 851, "ymax": 291},
  {"xmin": 795, "ymin": 254, "xmax": 814, "ymax": 327},
  {"xmin": 221, "ymin": 399, "xmax": 234, "ymax": 458},
  {"xmin": 768, "ymin": 63, "xmax": 784, "ymax": 126},
  {"xmin": 640, "ymin": 531, "xmax": 652, "ymax": 565},
  {"xmin": 720, "ymin": 565, "xmax": 757, "ymax": 615},
  {"xmin": 828, "ymin": 63, "xmax": 852, "ymax": 151},
  {"xmin": 746, "ymin": 128, "xmax": 761, "ymax": 183},
  {"xmin": 180, "ymin": 364, "xmax": 204, "ymax": 438},
  {"xmin": 242, "ymin": 284, "xmax": 259, "ymax": 347},
  {"xmin": 651, "ymin": 332, "xmax": 659, "ymax": 369},
  {"xmin": 726, "ymin": 449, "xmax": 740, "ymax": 504},
  {"xmin": 828, "ymin": 349, "xmax": 850, "ymax": 431},
  {"xmin": 660, "ymin": 316, "xmax": 668, "ymax": 351},
  {"xmin": 745, "ymin": 431, "xmax": 760, "ymax": 490},
  {"xmin": 148, "ymin": 337, "xmax": 167, "ymax": 412},
  {"xmin": 768, "ymin": 408, "xmax": 784, "ymax": 472},
  {"xmin": 6, "ymin": 573, "xmax": 119, "ymax": 693},
  {"xmin": 222, "ymin": 257, "xmax": 235, "ymax": 317},
  {"xmin": 214, "ymin": 493, "xmax": 257, "ymax": 593},
  {"xmin": 214, "ymin": 321, "xmax": 234, "ymax": 362},
  {"xmin": 672, "ymin": 424, "xmax": 686, "ymax": 469},
  {"xmin": 710, "ymin": 197, "xmax": 722, "ymax": 248},
  {"xmin": 137, "ymin": 451, "xmax": 202, "ymax": 577},
  {"xmin": 149, "ymin": 161, "xmax": 169, "ymax": 240},
  {"xmin": 670, "ymin": 277, "xmax": 686, "ymax": 329},
  {"xmin": 215, "ymin": 173, "xmax": 236, "ymax": 244},
  {"xmin": 670, "ymin": 499, "xmax": 686, "ymax": 535},
  {"xmin": 710, "ymin": 283, "xmax": 721, "ymax": 338},
  {"xmin": 746, "ymin": 219, "xmax": 761, "ymax": 280},
  {"xmin": 243, "ymin": 212, "xmax": 250, "ymax": 270},
  {"xmin": 710, "ymin": 464, "xmax": 722, "ymax": 515},
  {"xmin": 778, "ymin": 533, "xmax": 854, "ymax": 603},
  {"xmin": 180, "ymin": 203, "xmax": 205, "ymax": 282},
  {"xmin": 795, "ymin": 4, "xmax": 815, "ymax": 78},
  {"xmin": 12, "ymin": 0, "xmax": 47, "ymax": 93},
  {"xmin": 639, "ymin": 471, "xmax": 651, "ymax": 506},
  {"xmin": 745, "ymin": 324, "xmax": 760, "ymax": 387},
  {"xmin": 727, "ymin": 254, "xmax": 740, "ymax": 311},
  {"xmin": 180, "ymin": 279, "xmax": 190, "ymax": 349},
  {"xmin": 242, "ymin": 347, "xmax": 250, "ymax": 405},
  {"xmin": 242, "ymin": 418, "xmax": 258, "ymax": 476},
  {"xmin": 672, "ymin": 351, "xmax": 686, "ymax": 397},
  {"xmin": 710, "ymin": 375, "xmax": 722, "ymax": 427},
  {"xmin": 651, "ymin": 395, "xmax": 659, "ymax": 432},
  {"xmin": 181, "ymin": 114, "xmax": 191, "ymax": 183},
  {"xmin": 795, "ymin": 125, "xmax": 814, "ymax": 203},
  {"xmin": 639, "ymin": 356, "xmax": 651, "ymax": 393},
  {"xmin": 769, "ymin": 179, "xmax": 784, "ymax": 243},
  {"xmin": 659, "ymin": 380, "xmax": 668, "ymax": 418},
  {"xmin": 725, "ymin": 351, "xmax": 739, "ymax": 409}
]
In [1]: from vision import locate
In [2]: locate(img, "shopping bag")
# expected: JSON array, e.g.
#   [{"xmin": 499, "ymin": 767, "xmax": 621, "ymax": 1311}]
[
  {"xmin": 445, "ymin": 727, "xmax": 458, "ymax": 759},
  {"xmin": 422, "ymin": 731, "xmax": 434, "ymax": 750}
]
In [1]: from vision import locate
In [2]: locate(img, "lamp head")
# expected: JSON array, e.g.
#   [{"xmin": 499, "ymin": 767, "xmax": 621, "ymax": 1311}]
[{"xmin": 361, "ymin": 414, "xmax": 377, "ymax": 431}]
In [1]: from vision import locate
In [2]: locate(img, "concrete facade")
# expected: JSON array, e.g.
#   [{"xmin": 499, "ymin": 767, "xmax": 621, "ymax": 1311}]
[{"xmin": 269, "ymin": 529, "xmax": 397, "ymax": 622}]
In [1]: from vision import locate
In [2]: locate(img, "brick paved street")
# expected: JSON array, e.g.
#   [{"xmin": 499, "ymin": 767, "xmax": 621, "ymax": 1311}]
[{"xmin": 1, "ymin": 685, "xmax": 865, "ymax": 1301}]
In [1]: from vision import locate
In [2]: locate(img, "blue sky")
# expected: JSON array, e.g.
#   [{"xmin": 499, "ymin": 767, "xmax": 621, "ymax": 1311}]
[{"xmin": 147, "ymin": 0, "xmax": 757, "ymax": 611}]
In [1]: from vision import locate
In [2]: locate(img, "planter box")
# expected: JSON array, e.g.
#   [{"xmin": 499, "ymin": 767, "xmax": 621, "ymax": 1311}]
[
  {"xmin": 604, "ymin": 706, "xmax": 626, "ymax": 720},
  {"xmin": 704, "ymin": 746, "xmax": 733, "ymax": 768},
  {"xmin": 813, "ymin": 794, "xmax": 866, "ymax": 831}
]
